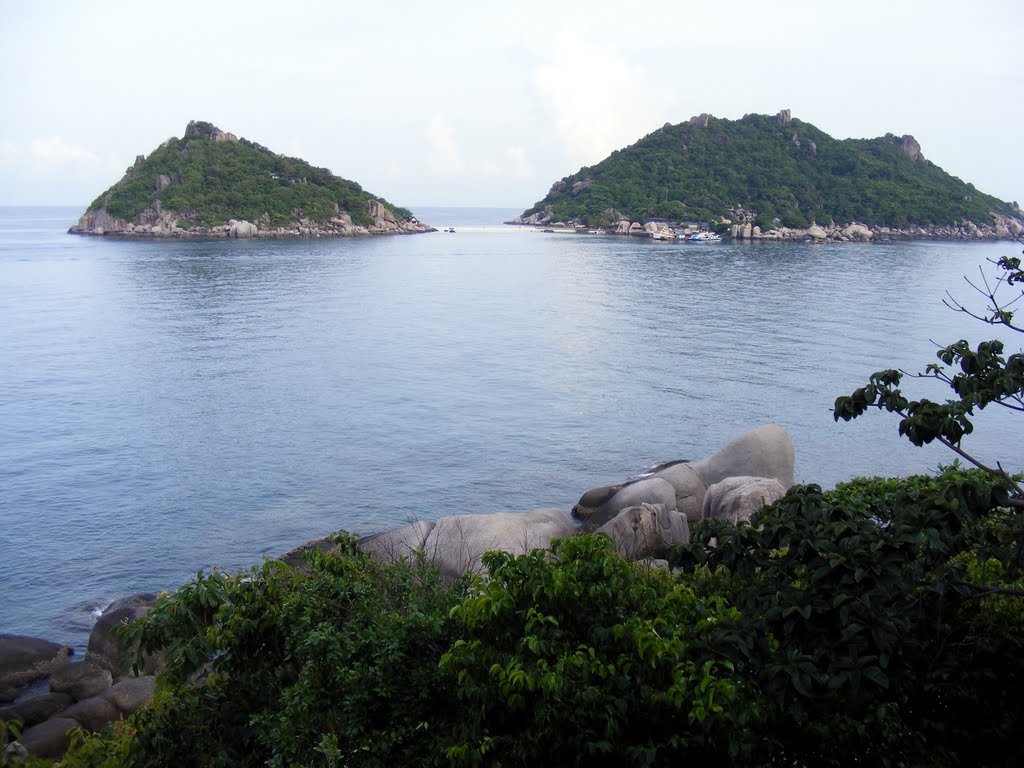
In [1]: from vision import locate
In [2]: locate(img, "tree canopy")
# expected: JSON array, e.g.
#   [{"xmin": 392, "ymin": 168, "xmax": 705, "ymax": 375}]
[
  {"xmin": 519, "ymin": 112, "xmax": 1019, "ymax": 229},
  {"xmin": 88, "ymin": 120, "xmax": 412, "ymax": 229}
]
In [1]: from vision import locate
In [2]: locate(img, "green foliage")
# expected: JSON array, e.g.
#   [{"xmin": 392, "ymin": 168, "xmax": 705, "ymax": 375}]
[
  {"xmin": 669, "ymin": 473, "xmax": 1024, "ymax": 767},
  {"xmin": 440, "ymin": 535, "xmax": 765, "ymax": 767},
  {"xmin": 520, "ymin": 113, "xmax": 1017, "ymax": 228},
  {"xmin": 91, "ymin": 123, "xmax": 412, "ymax": 228},
  {"xmin": 110, "ymin": 537, "xmax": 464, "ymax": 768},
  {"xmin": 835, "ymin": 254, "xmax": 1024, "ymax": 501}
]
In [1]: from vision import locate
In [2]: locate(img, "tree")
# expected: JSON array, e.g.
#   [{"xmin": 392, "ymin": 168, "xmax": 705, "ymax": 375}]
[{"xmin": 834, "ymin": 250, "xmax": 1024, "ymax": 506}]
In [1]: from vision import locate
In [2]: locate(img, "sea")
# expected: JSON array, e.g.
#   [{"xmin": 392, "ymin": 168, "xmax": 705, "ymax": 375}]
[{"xmin": 2, "ymin": 205, "xmax": 1021, "ymax": 651}]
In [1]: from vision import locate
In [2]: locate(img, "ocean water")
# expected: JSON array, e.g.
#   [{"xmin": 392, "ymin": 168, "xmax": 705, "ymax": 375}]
[{"xmin": 1, "ymin": 206, "xmax": 1021, "ymax": 650}]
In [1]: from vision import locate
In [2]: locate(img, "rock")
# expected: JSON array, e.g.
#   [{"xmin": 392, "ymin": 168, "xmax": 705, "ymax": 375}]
[
  {"xmin": 615, "ymin": 220, "xmax": 632, "ymax": 235},
  {"xmin": 0, "ymin": 693, "xmax": 73, "ymax": 726},
  {"xmin": 900, "ymin": 134, "xmax": 922, "ymax": 162},
  {"xmin": 689, "ymin": 113, "xmax": 710, "ymax": 128},
  {"xmin": 100, "ymin": 676, "xmax": 155, "ymax": 715},
  {"xmin": 742, "ymin": 223, "xmax": 753, "ymax": 239},
  {"xmin": 806, "ymin": 225, "xmax": 827, "ymax": 240},
  {"xmin": 57, "ymin": 696, "xmax": 120, "ymax": 732},
  {"xmin": 702, "ymin": 476, "xmax": 787, "ymax": 524},
  {"xmin": 690, "ymin": 424, "xmax": 795, "ymax": 490},
  {"xmin": 155, "ymin": 174, "xmax": 171, "ymax": 191},
  {"xmin": 650, "ymin": 461, "xmax": 707, "ymax": 522},
  {"xmin": 596, "ymin": 503, "xmax": 689, "ymax": 560},
  {"xmin": 359, "ymin": 521, "xmax": 435, "ymax": 564},
  {"xmin": 86, "ymin": 593, "xmax": 160, "ymax": 676},
  {"xmin": 570, "ymin": 179, "xmax": 593, "ymax": 196},
  {"xmin": 842, "ymin": 223, "xmax": 873, "ymax": 240},
  {"xmin": 279, "ymin": 536, "xmax": 344, "ymax": 571},
  {"xmin": 48, "ymin": 662, "xmax": 113, "ymax": 702},
  {"xmin": 228, "ymin": 220, "xmax": 258, "ymax": 238},
  {"xmin": 775, "ymin": 109, "xmax": 792, "ymax": 126},
  {"xmin": 574, "ymin": 477, "xmax": 678, "ymax": 529},
  {"xmin": 422, "ymin": 508, "xmax": 574, "ymax": 579},
  {"xmin": 0, "ymin": 685, "xmax": 16, "ymax": 703},
  {"xmin": 0, "ymin": 635, "xmax": 73, "ymax": 688},
  {"xmin": 18, "ymin": 717, "xmax": 79, "ymax": 759}
]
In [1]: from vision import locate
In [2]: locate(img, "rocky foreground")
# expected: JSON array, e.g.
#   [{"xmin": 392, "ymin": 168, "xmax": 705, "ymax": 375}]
[{"xmin": 3, "ymin": 424, "xmax": 793, "ymax": 759}]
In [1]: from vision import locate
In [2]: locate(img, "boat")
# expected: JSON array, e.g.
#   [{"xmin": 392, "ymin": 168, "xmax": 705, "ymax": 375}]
[{"xmin": 688, "ymin": 231, "xmax": 721, "ymax": 242}]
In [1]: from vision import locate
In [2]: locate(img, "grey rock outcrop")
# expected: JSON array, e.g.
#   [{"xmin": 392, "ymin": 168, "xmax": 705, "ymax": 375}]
[
  {"xmin": 0, "ymin": 693, "xmax": 73, "ymax": 727},
  {"xmin": 775, "ymin": 109, "xmax": 792, "ymax": 126},
  {"xmin": 689, "ymin": 113, "xmax": 711, "ymax": 128},
  {"xmin": 573, "ymin": 477, "xmax": 678, "ymax": 529},
  {"xmin": 48, "ymin": 662, "xmax": 113, "ymax": 702},
  {"xmin": 596, "ymin": 503, "xmax": 690, "ymax": 559},
  {"xmin": 17, "ymin": 717, "xmax": 79, "ymax": 759},
  {"xmin": 702, "ymin": 476, "xmax": 787, "ymax": 524},
  {"xmin": 0, "ymin": 635, "xmax": 72, "ymax": 689},
  {"xmin": 228, "ymin": 219, "xmax": 258, "ymax": 238},
  {"xmin": 86, "ymin": 593, "xmax": 161, "ymax": 676}
]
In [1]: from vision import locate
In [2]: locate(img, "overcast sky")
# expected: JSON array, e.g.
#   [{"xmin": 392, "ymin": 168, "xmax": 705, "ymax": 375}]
[{"xmin": 2, "ymin": 0, "xmax": 1022, "ymax": 211}]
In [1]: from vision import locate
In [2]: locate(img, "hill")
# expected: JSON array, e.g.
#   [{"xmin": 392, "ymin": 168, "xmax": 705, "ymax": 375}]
[
  {"xmin": 70, "ymin": 120, "xmax": 429, "ymax": 238},
  {"xmin": 515, "ymin": 110, "xmax": 1022, "ymax": 237}
]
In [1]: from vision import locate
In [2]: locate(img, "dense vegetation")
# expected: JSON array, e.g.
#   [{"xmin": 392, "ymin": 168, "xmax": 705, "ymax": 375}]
[
  {"xmin": 6, "ymin": 468, "xmax": 1021, "ymax": 767},
  {"xmin": 89, "ymin": 121, "xmax": 412, "ymax": 228},
  {"xmin": 520, "ymin": 112, "xmax": 1019, "ymax": 229}
]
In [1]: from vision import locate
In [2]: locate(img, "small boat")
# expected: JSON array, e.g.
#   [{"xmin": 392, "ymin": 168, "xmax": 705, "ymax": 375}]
[
  {"xmin": 688, "ymin": 231, "xmax": 721, "ymax": 242},
  {"xmin": 444, "ymin": 227, "xmax": 456, "ymax": 233}
]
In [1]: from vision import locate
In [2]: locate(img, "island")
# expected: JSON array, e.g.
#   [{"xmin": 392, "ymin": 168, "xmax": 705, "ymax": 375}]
[
  {"xmin": 511, "ymin": 110, "xmax": 1024, "ymax": 242},
  {"xmin": 69, "ymin": 120, "xmax": 430, "ymax": 239}
]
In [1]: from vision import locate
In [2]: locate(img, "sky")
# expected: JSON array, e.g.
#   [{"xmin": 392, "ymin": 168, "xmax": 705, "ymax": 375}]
[{"xmin": 1, "ymin": 0, "xmax": 1022, "ymax": 211}]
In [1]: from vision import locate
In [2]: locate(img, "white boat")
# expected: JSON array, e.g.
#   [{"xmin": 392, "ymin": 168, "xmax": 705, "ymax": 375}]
[{"xmin": 688, "ymin": 231, "xmax": 721, "ymax": 242}]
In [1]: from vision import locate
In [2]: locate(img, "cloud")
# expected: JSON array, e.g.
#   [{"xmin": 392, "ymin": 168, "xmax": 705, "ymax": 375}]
[
  {"xmin": 530, "ymin": 28, "xmax": 666, "ymax": 168},
  {"xmin": 27, "ymin": 136, "xmax": 101, "ymax": 166},
  {"xmin": 426, "ymin": 115, "xmax": 467, "ymax": 175},
  {"xmin": 504, "ymin": 146, "xmax": 530, "ymax": 178}
]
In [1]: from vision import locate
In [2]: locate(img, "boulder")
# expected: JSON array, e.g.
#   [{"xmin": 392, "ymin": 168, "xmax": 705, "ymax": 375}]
[
  {"xmin": 57, "ymin": 696, "xmax": 120, "ymax": 732},
  {"xmin": 0, "ymin": 685, "xmax": 16, "ymax": 703},
  {"xmin": 573, "ymin": 477, "xmax": 678, "ymax": 529},
  {"xmin": 85, "ymin": 593, "xmax": 160, "ymax": 676},
  {"xmin": 422, "ymin": 508, "xmax": 574, "ymax": 579},
  {"xmin": 48, "ymin": 662, "xmax": 112, "ymax": 702},
  {"xmin": 100, "ymin": 675, "xmax": 155, "ymax": 716},
  {"xmin": 596, "ymin": 503, "xmax": 689, "ymax": 560},
  {"xmin": 0, "ymin": 635, "xmax": 73, "ymax": 688},
  {"xmin": 702, "ymin": 476, "xmax": 787, "ymax": 524},
  {"xmin": 806, "ymin": 225, "xmax": 827, "ymax": 240},
  {"xmin": 0, "ymin": 692, "xmax": 73, "ymax": 726},
  {"xmin": 842, "ymin": 223, "xmax": 873, "ymax": 240},
  {"xmin": 17, "ymin": 717, "xmax": 79, "ymax": 759},
  {"xmin": 228, "ymin": 220, "xmax": 258, "ymax": 238},
  {"xmin": 359, "ymin": 521, "xmax": 435, "ymax": 564},
  {"xmin": 690, "ymin": 424, "xmax": 795, "ymax": 490},
  {"xmin": 649, "ymin": 461, "xmax": 707, "ymax": 522},
  {"xmin": 279, "ymin": 536, "xmax": 344, "ymax": 571}
]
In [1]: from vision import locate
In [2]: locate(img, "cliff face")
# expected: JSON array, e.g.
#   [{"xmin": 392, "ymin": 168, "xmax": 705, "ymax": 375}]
[{"xmin": 70, "ymin": 121, "xmax": 430, "ymax": 238}]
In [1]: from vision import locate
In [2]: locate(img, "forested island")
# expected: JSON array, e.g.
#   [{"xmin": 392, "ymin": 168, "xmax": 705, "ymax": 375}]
[
  {"xmin": 514, "ymin": 110, "xmax": 1024, "ymax": 241},
  {"xmin": 68, "ymin": 121, "xmax": 429, "ymax": 238}
]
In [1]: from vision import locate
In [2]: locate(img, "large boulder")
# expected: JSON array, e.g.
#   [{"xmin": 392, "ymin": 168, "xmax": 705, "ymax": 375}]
[
  {"xmin": 573, "ymin": 477, "xmax": 678, "ymax": 529},
  {"xmin": 0, "ymin": 693, "xmax": 73, "ymax": 727},
  {"xmin": 689, "ymin": 424, "xmax": 794, "ymax": 490},
  {"xmin": 359, "ymin": 521, "xmax": 435, "ymax": 564},
  {"xmin": 57, "ymin": 696, "xmax": 120, "ymax": 732},
  {"xmin": 596, "ymin": 503, "xmax": 689, "ymax": 560},
  {"xmin": 85, "ymin": 593, "xmax": 161, "ymax": 676},
  {"xmin": 228, "ymin": 219, "xmax": 258, "ymax": 238},
  {"xmin": 100, "ymin": 675, "xmax": 155, "ymax": 716},
  {"xmin": 649, "ymin": 461, "xmax": 707, "ymax": 522},
  {"xmin": 48, "ymin": 661, "xmax": 112, "ymax": 702},
  {"xmin": 422, "ymin": 508, "xmax": 574, "ymax": 579},
  {"xmin": 0, "ymin": 635, "xmax": 73, "ymax": 688},
  {"xmin": 702, "ymin": 476, "xmax": 787, "ymax": 524},
  {"xmin": 17, "ymin": 717, "xmax": 79, "ymax": 759}
]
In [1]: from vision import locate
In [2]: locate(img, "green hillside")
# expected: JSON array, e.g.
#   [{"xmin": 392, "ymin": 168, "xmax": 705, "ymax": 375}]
[
  {"xmin": 83, "ymin": 120, "xmax": 411, "ymax": 229},
  {"xmin": 520, "ymin": 111, "xmax": 1018, "ymax": 229}
]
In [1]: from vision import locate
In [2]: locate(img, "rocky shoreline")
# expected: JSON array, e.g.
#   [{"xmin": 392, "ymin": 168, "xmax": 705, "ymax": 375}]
[
  {"xmin": 509, "ymin": 211, "xmax": 1024, "ymax": 244},
  {"xmin": 2, "ymin": 424, "xmax": 793, "ymax": 759},
  {"xmin": 68, "ymin": 199, "xmax": 434, "ymax": 239}
]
